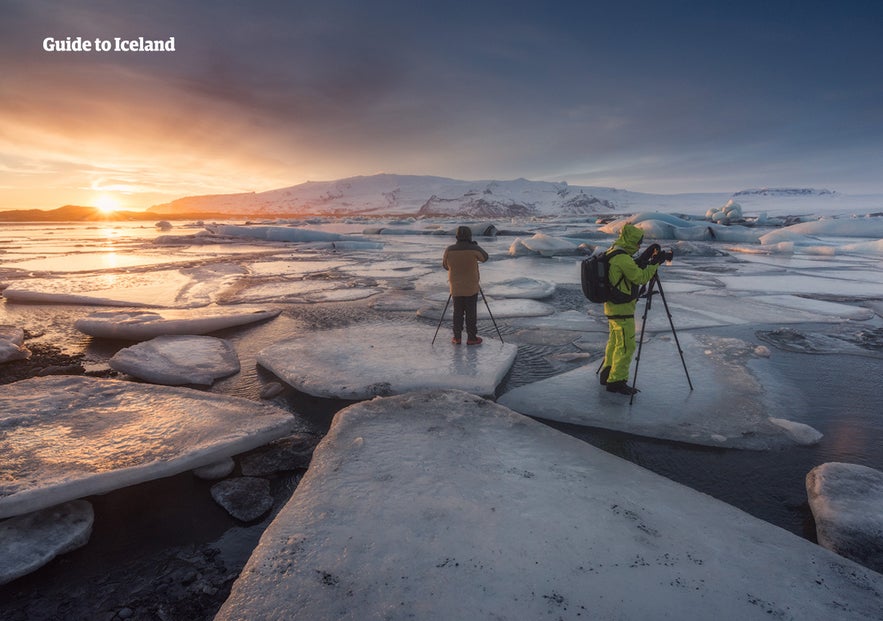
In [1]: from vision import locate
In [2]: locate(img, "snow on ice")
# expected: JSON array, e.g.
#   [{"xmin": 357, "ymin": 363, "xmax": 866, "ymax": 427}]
[
  {"xmin": 257, "ymin": 322, "xmax": 517, "ymax": 399},
  {"xmin": 0, "ymin": 376, "xmax": 301, "ymax": 519},
  {"xmin": 498, "ymin": 332, "xmax": 821, "ymax": 449},
  {"xmin": 109, "ymin": 335, "xmax": 240, "ymax": 385},
  {"xmin": 74, "ymin": 307, "xmax": 280, "ymax": 340},
  {"xmin": 0, "ymin": 500, "xmax": 94, "ymax": 585},
  {"xmin": 806, "ymin": 462, "xmax": 883, "ymax": 573},
  {"xmin": 216, "ymin": 391, "xmax": 883, "ymax": 621}
]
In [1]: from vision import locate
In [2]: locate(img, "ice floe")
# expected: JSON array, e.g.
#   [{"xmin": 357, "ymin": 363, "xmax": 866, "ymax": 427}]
[
  {"xmin": 257, "ymin": 322, "xmax": 517, "ymax": 399},
  {"xmin": 0, "ymin": 376, "xmax": 301, "ymax": 519},
  {"xmin": 417, "ymin": 297, "xmax": 555, "ymax": 320},
  {"xmin": 0, "ymin": 325, "xmax": 30, "ymax": 362},
  {"xmin": 0, "ymin": 500, "xmax": 93, "ymax": 585},
  {"xmin": 109, "ymin": 335, "xmax": 240, "ymax": 385},
  {"xmin": 74, "ymin": 307, "xmax": 280, "ymax": 340},
  {"xmin": 806, "ymin": 462, "xmax": 883, "ymax": 573},
  {"xmin": 508, "ymin": 232, "xmax": 580, "ymax": 256},
  {"xmin": 216, "ymin": 390, "xmax": 883, "ymax": 620},
  {"xmin": 498, "ymin": 333, "xmax": 821, "ymax": 449},
  {"xmin": 2, "ymin": 264, "xmax": 246, "ymax": 308},
  {"xmin": 205, "ymin": 224, "xmax": 367, "ymax": 244},
  {"xmin": 481, "ymin": 277, "xmax": 555, "ymax": 299}
]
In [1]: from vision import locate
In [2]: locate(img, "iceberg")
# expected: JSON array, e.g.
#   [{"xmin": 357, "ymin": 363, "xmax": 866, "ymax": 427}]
[
  {"xmin": 74, "ymin": 307, "xmax": 281, "ymax": 340},
  {"xmin": 216, "ymin": 390, "xmax": 883, "ymax": 620},
  {"xmin": 257, "ymin": 322, "xmax": 517, "ymax": 399},
  {"xmin": 482, "ymin": 277, "xmax": 555, "ymax": 299},
  {"xmin": 498, "ymin": 333, "xmax": 821, "ymax": 449},
  {"xmin": 806, "ymin": 462, "xmax": 883, "ymax": 573},
  {"xmin": 0, "ymin": 500, "xmax": 93, "ymax": 585},
  {"xmin": 508, "ymin": 233, "xmax": 580, "ymax": 256},
  {"xmin": 109, "ymin": 335, "xmax": 240, "ymax": 385},
  {"xmin": 0, "ymin": 376, "xmax": 300, "ymax": 519}
]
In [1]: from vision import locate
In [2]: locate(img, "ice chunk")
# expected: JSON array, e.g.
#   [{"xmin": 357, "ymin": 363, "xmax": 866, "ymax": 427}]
[
  {"xmin": 482, "ymin": 277, "xmax": 555, "ymax": 299},
  {"xmin": 498, "ymin": 333, "xmax": 821, "ymax": 449},
  {"xmin": 0, "ymin": 500, "xmax": 93, "ymax": 585},
  {"xmin": 109, "ymin": 335, "xmax": 240, "ymax": 385},
  {"xmin": 0, "ymin": 376, "xmax": 300, "ymax": 519},
  {"xmin": 211, "ymin": 477, "xmax": 273, "ymax": 522},
  {"xmin": 74, "ymin": 307, "xmax": 280, "ymax": 340},
  {"xmin": 806, "ymin": 462, "xmax": 883, "ymax": 573},
  {"xmin": 216, "ymin": 391, "xmax": 883, "ymax": 621},
  {"xmin": 257, "ymin": 322, "xmax": 517, "ymax": 399},
  {"xmin": 508, "ymin": 233, "xmax": 579, "ymax": 256},
  {"xmin": 417, "ymin": 298, "xmax": 555, "ymax": 320},
  {"xmin": 0, "ymin": 325, "xmax": 30, "ymax": 362},
  {"xmin": 761, "ymin": 215, "xmax": 883, "ymax": 245}
]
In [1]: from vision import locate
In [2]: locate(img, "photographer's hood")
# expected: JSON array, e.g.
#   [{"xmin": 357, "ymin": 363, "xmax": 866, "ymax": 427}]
[{"xmin": 613, "ymin": 223, "xmax": 644, "ymax": 254}]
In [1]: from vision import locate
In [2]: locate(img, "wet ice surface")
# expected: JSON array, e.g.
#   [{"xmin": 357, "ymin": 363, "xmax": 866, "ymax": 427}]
[
  {"xmin": 258, "ymin": 322, "xmax": 518, "ymax": 399},
  {"xmin": 109, "ymin": 335, "xmax": 240, "ymax": 385},
  {"xmin": 2, "ymin": 216, "xmax": 883, "ymax": 612},
  {"xmin": 217, "ymin": 391, "xmax": 883, "ymax": 620},
  {"xmin": 0, "ymin": 376, "xmax": 301, "ymax": 519}
]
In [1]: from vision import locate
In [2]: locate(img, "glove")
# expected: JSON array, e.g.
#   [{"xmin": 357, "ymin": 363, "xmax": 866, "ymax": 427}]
[{"xmin": 636, "ymin": 243, "xmax": 661, "ymax": 268}]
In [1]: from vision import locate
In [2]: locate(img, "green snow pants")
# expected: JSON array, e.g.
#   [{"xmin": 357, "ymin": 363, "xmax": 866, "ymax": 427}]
[{"xmin": 604, "ymin": 316, "xmax": 636, "ymax": 384}]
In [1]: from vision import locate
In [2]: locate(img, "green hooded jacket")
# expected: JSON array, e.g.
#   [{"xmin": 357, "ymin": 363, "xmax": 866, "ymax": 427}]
[{"xmin": 603, "ymin": 223, "xmax": 658, "ymax": 317}]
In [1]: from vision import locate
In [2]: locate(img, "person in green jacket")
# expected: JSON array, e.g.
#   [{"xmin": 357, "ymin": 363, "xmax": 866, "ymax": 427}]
[{"xmin": 599, "ymin": 223, "xmax": 661, "ymax": 395}]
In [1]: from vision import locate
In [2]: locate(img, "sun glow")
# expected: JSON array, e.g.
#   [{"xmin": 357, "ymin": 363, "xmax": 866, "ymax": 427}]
[{"xmin": 94, "ymin": 193, "xmax": 121, "ymax": 214}]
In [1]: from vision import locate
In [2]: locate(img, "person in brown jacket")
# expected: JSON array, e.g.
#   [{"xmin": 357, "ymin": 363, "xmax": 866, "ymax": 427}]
[{"xmin": 442, "ymin": 226, "xmax": 489, "ymax": 345}]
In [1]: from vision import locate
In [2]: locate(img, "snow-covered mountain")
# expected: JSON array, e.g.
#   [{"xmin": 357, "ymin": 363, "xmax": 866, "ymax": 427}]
[{"xmin": 148, "ymin": 174, "xmax": 880, "ymax": 218}]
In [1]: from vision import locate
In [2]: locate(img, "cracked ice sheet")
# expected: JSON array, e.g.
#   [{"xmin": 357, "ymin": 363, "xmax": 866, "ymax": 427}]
[
  {"xmin": 216, "ymin": 391, "xmax": 883, "ymax": 621},
  {"xmin": 0, "ymin": 376, "xmax": 301, "ymax": 519},
  {"xmin": 498, "ymin": 332, "xmax": 821, "ymax": 449},
  {"xmin": 257, "ymin": 323, "xmax": 517, "ymax": 399},
  {"xmin": 1, "ymin": 264, "xmax": 245, "ymax": 308}
]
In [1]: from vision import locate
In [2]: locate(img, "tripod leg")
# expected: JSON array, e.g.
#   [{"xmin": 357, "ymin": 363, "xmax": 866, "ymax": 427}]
[
  {"xmin": 654, "ymin": 277, "xmax": 693, "ymax": 391},
  {"xmin": 629, "ymin": 276, "xmax": 655, "ymax": 405},
  {"xmin": 479, "ymin": 288, "xmax": 504, "ymax": 343},
  {"xmin": 432, "ymin": 294, "xmax": 452, "ymax": 345}
]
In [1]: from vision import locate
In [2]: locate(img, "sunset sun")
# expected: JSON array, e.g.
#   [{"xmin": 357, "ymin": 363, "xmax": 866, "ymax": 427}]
[{"xmin": 94, "ymin": 194, "xmax": 121, "ymax": 214}]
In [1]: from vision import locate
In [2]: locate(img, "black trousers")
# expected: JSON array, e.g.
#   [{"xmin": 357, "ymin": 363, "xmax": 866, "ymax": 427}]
[{"xmin": 452, "ymin": 294, "xmax": 478, "ymax": 339}]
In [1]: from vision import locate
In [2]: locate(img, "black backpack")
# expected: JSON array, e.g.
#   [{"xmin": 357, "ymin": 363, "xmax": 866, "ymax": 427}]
[{"xmin": 580, "ymin": 249, "xmax": 635, "ymax": 303}]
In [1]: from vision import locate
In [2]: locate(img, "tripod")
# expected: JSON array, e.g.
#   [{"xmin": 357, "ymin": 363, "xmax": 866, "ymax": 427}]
[
  {"xmin": 431, "ymin": 288, "xmax": 504, "ymax": 345},
  {"xmin": 629, "ymin": 273, "xmax": 692, "ymax": 404}
]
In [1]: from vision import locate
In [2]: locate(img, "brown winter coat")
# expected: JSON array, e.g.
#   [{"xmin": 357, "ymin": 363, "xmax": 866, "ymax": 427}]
[{"xmin": 442, "ymin": 241, "xmax": 488, "ymax": 296}]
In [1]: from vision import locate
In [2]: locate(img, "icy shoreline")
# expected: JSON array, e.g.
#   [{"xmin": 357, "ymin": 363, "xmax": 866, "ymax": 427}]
[{"xmin": 2, "ymin": 210, "xmax": 883, "ymax": 618}]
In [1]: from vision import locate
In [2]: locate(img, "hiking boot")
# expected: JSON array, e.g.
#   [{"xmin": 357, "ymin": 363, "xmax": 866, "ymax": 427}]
[
  {"xmin": 599, "ymin": 366, "xmax": 611, "ymax": 386},
  {"xmin": 451, "ymin": 337, "xmax": 461, "ymax": 345},
  {"xmin": 466, "ymin": 336, "xmax": 483, "ymax": 345},
  {"xmin": 606, "ymin": 380, "xmax": 639, "ymax": 395}
]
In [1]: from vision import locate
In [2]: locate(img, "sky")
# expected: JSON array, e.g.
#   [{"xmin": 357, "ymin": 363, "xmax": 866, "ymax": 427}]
[{"xmin": 1, "ymin": 0, "xmax": 882, "ymax": 211}]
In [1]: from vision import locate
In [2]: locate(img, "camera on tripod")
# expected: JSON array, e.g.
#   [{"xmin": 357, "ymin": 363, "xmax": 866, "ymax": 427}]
[
  {"xmin": 636, "ymin": 244, "xmax": 674, "ymax": 268},
  {"xmin": 655, "ymin": 247, "xmax": 674, "ymax": 263}
]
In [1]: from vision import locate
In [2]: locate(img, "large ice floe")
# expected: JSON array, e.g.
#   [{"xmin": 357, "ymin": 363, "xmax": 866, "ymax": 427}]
[
  {"xmin": 498, "ymin": 332, "xmax": 822, "ymax": 449},
  {"xmin": 109, "ymin": 335, "xmax": 240, "ymax": 385},
  {"xmin": 216, "ymin": 391, "xmax": 883, "ymax": 620},
  {"xmin": 0, "ymin": 500, "xmax": 94, "ymax": 585},
  {"xmin": 806, "ymin": 462, "xmax": 883, "ymax": 574},
  {"xmin": 2, "ymin": 264, "xmax": 246, "ymax": 307},
  {"xmin": 74, "ymin": 307, "xmax": 280, "ymax": 340},
  {"xmin": 0, "ymin": 376, "xmax": 300, "ymax": 519},
  {"xmin": 257, "ymin": 322, "xmax": 517, "ymax": 399}
]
